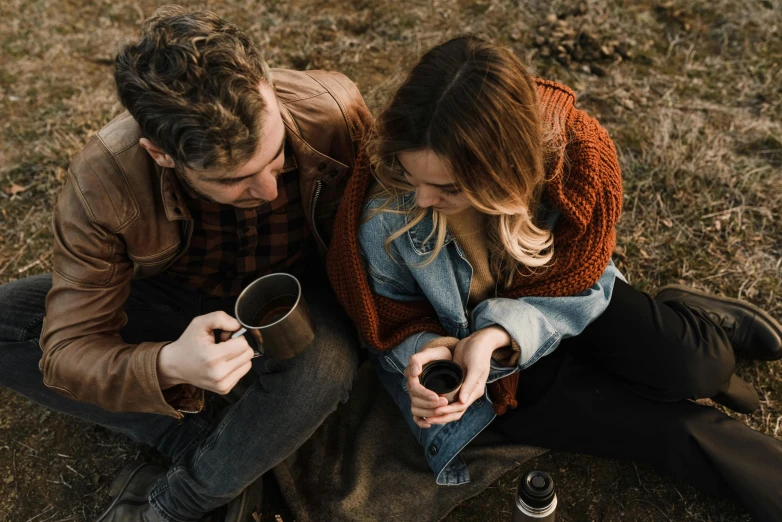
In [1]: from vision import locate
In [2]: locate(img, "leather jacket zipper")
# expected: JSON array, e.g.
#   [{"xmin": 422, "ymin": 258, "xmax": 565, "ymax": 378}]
[{"xmin": 311, "ymin": 179, "xmax": 326, "ymax": 250}]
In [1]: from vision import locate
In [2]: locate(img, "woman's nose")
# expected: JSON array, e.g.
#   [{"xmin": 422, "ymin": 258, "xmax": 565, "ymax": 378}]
[{"xmin": 415, "ymin": 186, "xmax": 440, "ymax": 208}]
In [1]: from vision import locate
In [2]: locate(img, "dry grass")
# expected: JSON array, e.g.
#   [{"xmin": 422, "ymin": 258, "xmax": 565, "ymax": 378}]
[{"xmin": 1, "ymin": 0, "xmax": 780, "ymax": 521}]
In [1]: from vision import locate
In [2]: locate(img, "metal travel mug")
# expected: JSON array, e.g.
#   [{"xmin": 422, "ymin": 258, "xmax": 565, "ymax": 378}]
[
  {"xmin": 419, "ymin": 360, "xmax": 464, "ymax": 404},
  {"xmin": 512, "ymin": 470, "xmax": 557, "ymax": 521},
  {"xmin": 229, "ymin": 273, "xmax": 315, "ymax": 360}
]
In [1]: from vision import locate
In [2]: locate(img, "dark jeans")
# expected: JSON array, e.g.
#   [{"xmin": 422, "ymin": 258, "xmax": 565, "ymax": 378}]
[
  {"xmin": 490, "ymin": 279, "xmax": 782, "ymax": 522},
  {"xmin": 0, "ymin": 273, "xmax": 358, "ymax": 521}
]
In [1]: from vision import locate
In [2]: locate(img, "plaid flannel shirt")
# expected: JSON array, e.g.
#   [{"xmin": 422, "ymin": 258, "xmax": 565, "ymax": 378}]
[{"xmin": 166, "ymin": 151, "xmax": 315, "ymax": 297}]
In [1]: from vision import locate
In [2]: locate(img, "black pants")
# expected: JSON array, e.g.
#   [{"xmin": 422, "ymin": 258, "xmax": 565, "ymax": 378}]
[{"xmin": 489, "ymin": 279, "xmax": 782, "ymax": 522}]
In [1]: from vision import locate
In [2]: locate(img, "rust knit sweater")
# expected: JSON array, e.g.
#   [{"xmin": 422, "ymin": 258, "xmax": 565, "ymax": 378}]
[{"xmin": 326, "ymin": 79, "xmax": 623, "ymax": 415}]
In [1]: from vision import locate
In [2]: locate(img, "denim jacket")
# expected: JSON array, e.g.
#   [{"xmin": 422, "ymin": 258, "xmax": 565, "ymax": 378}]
[{"xmin": 358, "ymin": 192, "xmax": 624, "ymax": 485}]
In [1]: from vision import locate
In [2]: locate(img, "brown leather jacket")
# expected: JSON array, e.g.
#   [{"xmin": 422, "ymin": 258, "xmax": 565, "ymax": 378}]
[{"xmin": 39, "ymin": 69, "xmax": 372, "ymax": 418}]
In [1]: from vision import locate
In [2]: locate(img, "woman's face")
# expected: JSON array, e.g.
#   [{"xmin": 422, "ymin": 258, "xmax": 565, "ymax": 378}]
[{"xmin": 396, "ymin": 149, "xmax": 472, "ymax": 215}]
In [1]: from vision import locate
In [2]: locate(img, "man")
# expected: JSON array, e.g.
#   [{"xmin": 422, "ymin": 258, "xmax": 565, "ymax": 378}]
[{"xmin": 0, "ymin": 5, "xmax": 371, "ymax": 521}]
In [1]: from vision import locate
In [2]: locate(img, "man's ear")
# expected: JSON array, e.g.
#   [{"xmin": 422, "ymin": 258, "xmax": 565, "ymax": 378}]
[{"xmin": 139, "ymin": 138, "xmax": 176, "ymax": 169}]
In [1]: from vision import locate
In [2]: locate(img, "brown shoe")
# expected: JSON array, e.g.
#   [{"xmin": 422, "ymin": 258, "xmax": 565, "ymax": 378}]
[{"xmin": 95, "ymin": 462, "xmax": 167, "ymax": 522}]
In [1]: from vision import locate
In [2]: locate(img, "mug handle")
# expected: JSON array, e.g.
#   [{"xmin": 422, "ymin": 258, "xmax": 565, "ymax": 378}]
[{"xmin": 230, "ymin": 328, "xmax": 264, "ymax": 358}]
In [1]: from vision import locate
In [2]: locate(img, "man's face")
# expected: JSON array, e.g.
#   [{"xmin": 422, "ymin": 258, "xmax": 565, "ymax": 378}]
[{"xmin": 179, "ymin": 83, "xmax": 287, "ymax": 208}]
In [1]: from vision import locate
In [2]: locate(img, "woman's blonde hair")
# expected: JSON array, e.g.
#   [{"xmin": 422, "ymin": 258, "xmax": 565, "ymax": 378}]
[{"xmin": 369, "ymin": 35, "xmax": 555, "ymax": 287}]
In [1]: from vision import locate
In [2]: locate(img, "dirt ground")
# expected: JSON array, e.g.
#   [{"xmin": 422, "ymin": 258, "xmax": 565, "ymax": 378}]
[{"xmin": 1, "ymin": 0, "xmax": 780, "ymax": 520}]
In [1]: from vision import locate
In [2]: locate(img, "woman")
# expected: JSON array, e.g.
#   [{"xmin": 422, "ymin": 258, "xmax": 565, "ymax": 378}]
[{"xmin": 327, "ymin": 36, "xmax": 782, "ymax": 520}]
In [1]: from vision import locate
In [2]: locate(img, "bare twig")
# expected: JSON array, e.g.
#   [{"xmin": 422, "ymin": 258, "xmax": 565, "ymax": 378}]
[
  {"xmin": 24, "ymin": 505, "xmax": 55, "ymax": 522},
  {"xmin": 0, "ymin": 242, "xmax": 29, "ymax": 276},
  {"xmin": 701, "ymin": 206, "xmax": 772, "ymax": 220},
  {"xmin": 13, "ymin": 439, "xmax": 38, "ymax": 454},
  {"xmin": 12, "ymin": 448, "xmax": 19, "ymax": 495},
  {"xmin": 17, "ymin": 254, "xmax": 46, "ymax": 274},
  {"xmin": 65, "ymin": 464, "xmax": 84, "ymax": 478},
  {"xmin": 0, "ymin": 226, "xmax": 46, "ymax": 276},
  {"xmin": 633, "ymin": 463, "xmax": 651, "ymax": 493},
  {"xmin": 630, "ymin": 498, "xmax": 674, "ymax": 522}
]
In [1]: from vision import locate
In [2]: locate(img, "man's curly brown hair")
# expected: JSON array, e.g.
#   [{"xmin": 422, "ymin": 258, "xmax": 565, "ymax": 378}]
[{"xmin": 115, "ymin": 5, "xmax": 272, "ymax": 171}]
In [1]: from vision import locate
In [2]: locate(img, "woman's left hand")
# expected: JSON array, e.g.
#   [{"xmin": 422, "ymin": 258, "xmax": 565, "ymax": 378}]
[{"xmin": 423, "ymin": 326, "xmax": 511, "ymax": 425}]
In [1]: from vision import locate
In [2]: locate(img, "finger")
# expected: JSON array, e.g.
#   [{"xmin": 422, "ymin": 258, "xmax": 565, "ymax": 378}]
[
  {"xmin": 407, "ymin": 376, "xmax": 443, "ymax": 402},
  {"xmin": 215, "ymin": 360, "xmax": 253, "ymax": 395},
  {"xmin": 218, "ymin": 330, "xmax": 232, "ymax": 342},
  {"xmin": 413, "ymin": 416, "xmax": 432, "ymax": 429},
  {"xmin": 411, "ymin": 405, "xmax": 442, "ymax": 418},
  {"xmin": 217, "ymin": 337, "xmax": 253, "ymax": 359},
  {"xmin": 426, "ymin": 411, "xmax": 465, "ymax": 425},
  {"xmin": 195, "ymin": 311, "xmax": 242, "ymax": 335},
  {"xmin": 408, "ymin": 385, "xmax": 449, "ymax": 411},
  {"xmin": 410, "ymin": 394, "xmax": 444, "ymax": 410},
  {"xmin": 224, "ymin": 341, "xmax": 255, "ymax": 366},
  {"xmin": 407, "ymin": 346, "xmax": 452, "ymax": 378},
  {"xmin": 430, "ymin": 402, "xmax": 469, "ymax": 416}
]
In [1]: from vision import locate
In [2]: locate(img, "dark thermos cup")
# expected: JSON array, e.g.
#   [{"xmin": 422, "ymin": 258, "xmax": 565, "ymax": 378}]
[{"xmin": 511, "ymin": 470, "xmax": 557, "ymax": 521}]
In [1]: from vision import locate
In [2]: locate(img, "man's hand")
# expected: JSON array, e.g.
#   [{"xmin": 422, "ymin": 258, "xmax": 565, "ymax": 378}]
[
  {"xmin": 421, "ymin": 326, "xmax": 511, "ymax": 426},
  {"xmin": 157, "ymin": 311, "xmax": 254, "ymax": 395}
]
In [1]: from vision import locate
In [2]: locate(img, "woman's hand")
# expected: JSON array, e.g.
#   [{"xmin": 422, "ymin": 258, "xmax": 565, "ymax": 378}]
[
  {"xmin": 421, "ymin": 326, "xmax": 511, "ymax": 426},
  {"xmin": 404, "ymin": 345, "xmax": 452, "ymax": 429}
]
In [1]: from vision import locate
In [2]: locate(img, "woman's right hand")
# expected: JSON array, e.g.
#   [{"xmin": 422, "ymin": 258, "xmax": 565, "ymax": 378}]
[{"xmin": 404, "ymin": 345, "xmax": 453, "ymax": 429}]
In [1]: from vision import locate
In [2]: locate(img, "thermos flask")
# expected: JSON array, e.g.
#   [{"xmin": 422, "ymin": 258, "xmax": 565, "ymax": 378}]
[{"xmin": 511, "ymin": 470, "xmax": 557, "ymax": 521}]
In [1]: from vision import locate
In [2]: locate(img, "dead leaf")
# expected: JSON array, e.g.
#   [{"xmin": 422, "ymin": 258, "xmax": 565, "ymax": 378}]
[{"xmin": 4, "ymin": 183, "xmax": 27, "ymax": 196}]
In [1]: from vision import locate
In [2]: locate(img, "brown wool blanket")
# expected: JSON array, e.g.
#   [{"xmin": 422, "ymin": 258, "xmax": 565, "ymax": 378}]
[{"xmin": 273, "ymin": 362, "xmax": 546, "ymax": 522}]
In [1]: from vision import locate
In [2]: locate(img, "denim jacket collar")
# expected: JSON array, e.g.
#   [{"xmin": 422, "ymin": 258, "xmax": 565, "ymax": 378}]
[{"xmin": 400, "ymin": 192, "xmax": 457, "ymax": 256}]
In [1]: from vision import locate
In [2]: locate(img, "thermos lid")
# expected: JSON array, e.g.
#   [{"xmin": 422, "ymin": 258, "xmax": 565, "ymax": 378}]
[{"xmin": 518, "ymin": 470, "xmax": 555, "ymax": 509}]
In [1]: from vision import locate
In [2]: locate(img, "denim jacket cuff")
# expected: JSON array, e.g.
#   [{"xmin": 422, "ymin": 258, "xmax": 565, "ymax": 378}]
[{"xmin": 375, "ymin": 331, "xmax": 445, "ymax": 375}]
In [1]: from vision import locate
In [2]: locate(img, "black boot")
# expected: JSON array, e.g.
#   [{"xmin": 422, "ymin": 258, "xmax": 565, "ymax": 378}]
[
  {"xmin": 223, "ymin": 475, "xmax": 264, "ymax": 522},
  {"xmin": 96, "ymin": 462, "xmax": 166, "ymax": 522},
  {"xmin": 711, "ymin": 373, "xmax": 759, "ymax": 414},
  {"xmin": 656, "ymin": 284, "xmax": 782, "ymax": 361}
]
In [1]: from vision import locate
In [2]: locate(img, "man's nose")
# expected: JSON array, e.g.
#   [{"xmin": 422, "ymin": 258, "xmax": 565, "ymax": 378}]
[
  {"xmin": 249, "ymin": 172, "xmax": 278, "ymax": 201},
  {"xmin": 415, "ymin": 186, "xmax": 440, "ymax": 208}
]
